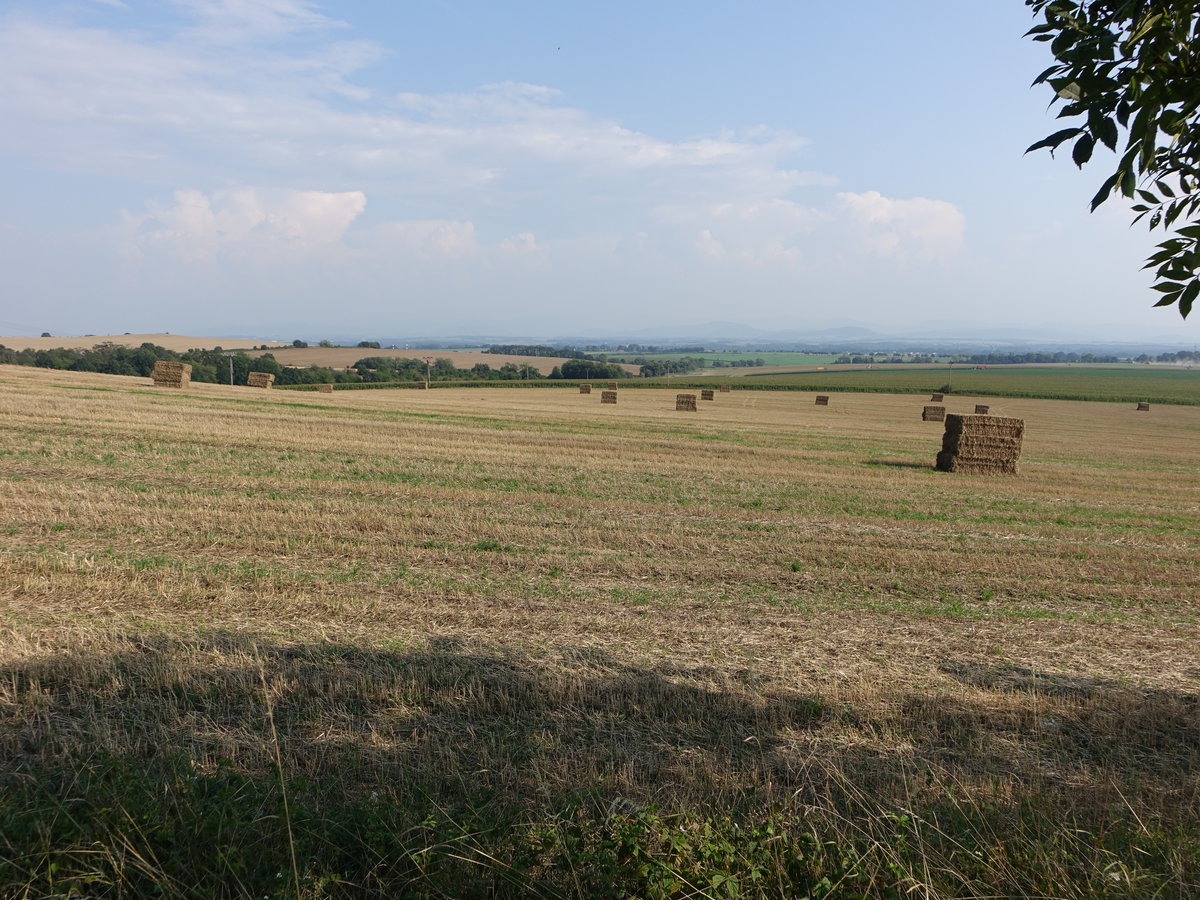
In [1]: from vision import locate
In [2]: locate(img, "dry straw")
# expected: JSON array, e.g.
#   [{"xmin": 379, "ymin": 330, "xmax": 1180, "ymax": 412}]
[
  {"xmin": 1137, "ymin": 401, "xmax": 1150, "ymax": 411},
  {"xmin": 246, "ymin": 371, "xmax": 275, "ymax": 389},
  {"xmin": 922, "ymin": 405, "xmax": 945, "ymax": 422},
  {"xmin": 815, "ymin": 395, "xmax": 830, "ymax": 406},
  {"xmin": 974, "ymin": 404, "xmax": 990, "ymax": 414},
  {"xmin": 601, "ymin": 390, "xmax": 617, "ymax": 404},
  {"xmin": 720, "ymin": 384, "xmax": 731, "ymax": 392},
  {"xmin": 317, "ymin": 383, "xmax": 334, "ymax": 394},
  {"xmin": 676, "ymin": 393, "xmax": 698, "ymax": 411},
  {"xmin": 701, "ymin": 389, "xmax": 715, "ymax": 401},
  {"xmin": 151, "ymin": 360, "xmax": 191, "ymax": 389},
  {"xmin": 931, "ymin": 392, "xmax": 944, "ymax": 402},
  {"xmin": 607, "ymin": 381, "xmax": 618, "ymax": 390},
  {"xmin": 579, "ymin": 384, "xmax": 592, "ymax": 394},
  {"xmin": 936, "ymin": 414, "xmax": 1024, "ymax": 475}
]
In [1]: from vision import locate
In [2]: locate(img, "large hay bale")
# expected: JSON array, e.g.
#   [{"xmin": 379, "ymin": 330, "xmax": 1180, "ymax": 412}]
[
  {"xmin": 151, "ymin": 360, "xmax": 191, "ymax": 388},
  {"xmin": 607, "ymin": 381, "xmax": 618, "ymax": 390},
  {"xmin": 936, "ymin": 413, "xmax": 1025, "ymax": 475},
  {"xmin": 601, "ymin": 390, "xmax": 617, "ymax": 404},
  {"xmin": 974, "ymin": 404, "xmax": 990, "ymax": 414},
  {"xmin": 317, "ymin": 383, "xmax": 334, "ymax": 394},
  {"xmin": 579, "ymin": 384, "xmax": 592, "ymax": 394},
  {"xmin": 922, "ymin": 405, "xmax": 945, "ymax": 422},
  {"xmin": 815, "ymin": 395, "xmax": 829, "ymax": 406},
  {"xmin": 676, "ymin": 393, "xmax": 697, "ymax": 411},
  {"xmin": 1137, "ymin": 401, "xmax": 1150, "ymax": 411},
  {"xmin": 701, "ymin": 389, "xmax": 715, "ymax": 401},
  {"xmin": 246, "ymin": 371, "xmax": 275, "ymax": 389},
  {"xmin": 415, "ymin": 382, "xmax": 428, "ymax": 390},
  {"xmin": 931, "ymin": 392, "xmax": 944, "ymax": 402},
  {"xmin": 720, "ymin": 384, "xmax": 731, "ymax": 392}
]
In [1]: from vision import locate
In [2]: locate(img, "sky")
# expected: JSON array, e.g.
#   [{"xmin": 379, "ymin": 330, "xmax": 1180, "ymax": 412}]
[{"xmin": 0, "ymin": 0, "xmax": 1197, "ymax": 343}]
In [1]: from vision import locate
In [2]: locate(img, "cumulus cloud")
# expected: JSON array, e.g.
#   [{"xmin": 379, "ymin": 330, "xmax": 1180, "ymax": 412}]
[
  {"xmin": 121, "ymin": 188, "xmax": 365, "ymax": 261},
  {"xmin": 837, "ymin": 191, "xmax": 965, "ymax": 261}
]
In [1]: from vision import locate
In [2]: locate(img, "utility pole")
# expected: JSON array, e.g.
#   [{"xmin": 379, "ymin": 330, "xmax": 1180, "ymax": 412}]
[{"xmin": 423, "ymin": 356, "xmax": 433, "ymax": 389}]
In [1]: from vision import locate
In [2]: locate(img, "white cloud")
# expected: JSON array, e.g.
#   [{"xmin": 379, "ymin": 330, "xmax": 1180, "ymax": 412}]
[
  {"xmin": 363, "ymin": 219, "xmax": 478, "ymax": 259},
  {"xmin": 837, "ymin": 191, "xmax": 965, "ymax": 261},
  {"xmin": 120, "ymin": 187, "xmax": 365, "ymax": 261}
]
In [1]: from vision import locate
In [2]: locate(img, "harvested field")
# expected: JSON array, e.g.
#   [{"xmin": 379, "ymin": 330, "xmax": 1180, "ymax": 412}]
[{"xmin": 1, "ymin": 364, "xmax": 1198, "ymax": 897}]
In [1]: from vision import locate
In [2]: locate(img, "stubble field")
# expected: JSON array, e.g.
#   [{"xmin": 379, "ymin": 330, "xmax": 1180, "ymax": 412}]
[{"xmin": 1, "ymin": 364, "xmax": 1198, "ymax": 898}]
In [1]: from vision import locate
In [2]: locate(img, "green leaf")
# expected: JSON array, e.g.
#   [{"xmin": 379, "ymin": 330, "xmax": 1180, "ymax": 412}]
[
  {"xmin": 1025, "ymin": 128, "xmax": 1084, "ymax": 154},
  {"xmin": 1072, "ymin": 134, "xmax": 1094, "ymax": 167},
  {"xmin": 1095, "ymin": 116, "xmax": 1119, "ymax": 150},
  {"xmin": 1175, "ymin": 225, "xmax": 1200, "ymax": 239},
  {"xmin": 1090, "ymin": 172, "xmax": 1120, "ymax": 210},
  {"xmin": 1120, "ymin": 170, "xmax": 1137, "ymax": 197}
]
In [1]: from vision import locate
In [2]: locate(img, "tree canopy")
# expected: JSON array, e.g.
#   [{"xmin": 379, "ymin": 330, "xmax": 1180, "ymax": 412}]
[{"xmin": 1025, "ymin": 0, "xmax": 1200, "ymax": 317}]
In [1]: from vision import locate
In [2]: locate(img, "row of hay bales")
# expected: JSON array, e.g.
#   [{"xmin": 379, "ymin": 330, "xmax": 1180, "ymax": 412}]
[{"xmin": 151, "ymin": 361, "xmax": 275, "ymax": 390}]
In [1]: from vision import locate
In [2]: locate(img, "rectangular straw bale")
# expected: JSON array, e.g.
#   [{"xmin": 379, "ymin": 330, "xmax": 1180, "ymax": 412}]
[
  {"xmin": 246, "ymin": 371, "xmax": 275, "ymax": 389},
  {"xmin": 974, "ymin": 404, "xmax": 990, "ymax": 414},
  {"xmin": 676, "ymin": 393, "xmax": 698, "ymax": 411},
  {"xmin": 601, "ymin": 390, "xmax": 617, "ymax": 404},
  {"xmin": 415, "ymin": 382, "xmax": 428, "ymax": 390},
  {"xmin": 701, "ymin": 389, "xmax": 715, "ymax": 401},
  {"xmin": 815, "ymin": 395, "xmax": 829, "ymax": 406},
  {"xmin": 579, "ymin": 384, "xmax": 592, "ymax": 394},
  {"xmin": 720, "ymin": 384, "xmax": 731, "ymax": 392},
  {"xmin": 922, "ymin": 405, "xmax": 945, "ymax": 421},
  {"xmin": 151, "ymin": 360, "xmax": 191, "ymax": 388},
  {"xmin": 317, "ymin": 383, "xmax": 334, "ymax": 393},
  {"xmin": 1137, "ymin": 401, "xmax": 1150, "ymax": 411},
  {"xmin": 931, "ymin": 392, "xmax": 944, "ymax": 402},
  {"xmin": 607, "ymin": 381, "xmax": 618, "ymax": 390}
]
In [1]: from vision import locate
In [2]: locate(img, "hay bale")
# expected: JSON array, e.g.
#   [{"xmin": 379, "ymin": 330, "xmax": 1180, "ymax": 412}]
[
  {"xmin": 931, "ymin": 392, "xmax": 944, "ymax": 402},
  {"xmin": 607, "ymin": 381, "xmax": 618, "ymax": 390},
  {"xmin": 701, "ymin": 389, "xmax": 715, "ymax": 401},
  {"xmin": 922, "ymin": 405, "xmax": 945, "ymax": 422},
  {"xmin": 601, "ymin": 390, "xmax": 617, "ymax": 404},
  {"xmin": 415, "ymin": 382, "xmax": 428, "ymax": 390},
  {"xmin": 579, "ymin": 384, "xmax": 592, "ymax": 394},
  {"xmin": 720, "ymin": 384, "xmax": 731, "ymax": 392},
  {"xmin": 815, "ymin": 395, "xmax": 829, "ymax": 406},
  {"xmin": 317, "ymin": 383, "xmax": 334, "ymax": 394},
  {"xmin": 936, "ymin": 413, "xmax": 1025, "ymax": 475},
  {"xmin": 151, "ymin": 360, "xmax": 191, "ymax": 388},
  {"xmin": 1137, "ymin": 401, "xmax": 1150, "ymax": 411},
  {"xmin": 974, "ymin": 404, "xmax": 990, "ymax": 414},
  {"xmin": 676, "ymin": 393, "xmax": 697, "ymax": 411},
  {"xmin": 246, "ymin": 371, "xmax": 275, "ymax": 389}
]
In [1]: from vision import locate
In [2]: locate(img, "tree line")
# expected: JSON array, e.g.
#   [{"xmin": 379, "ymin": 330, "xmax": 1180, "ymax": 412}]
[{"xmin": 0, "ymin": 343, "xmax": 633, "ymax": 384}]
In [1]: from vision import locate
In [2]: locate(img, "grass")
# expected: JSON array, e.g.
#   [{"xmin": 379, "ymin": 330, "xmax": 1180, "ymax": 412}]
[{"xmin": 1, "ymin": 364, "xmax": 1198, "ymax": 897}]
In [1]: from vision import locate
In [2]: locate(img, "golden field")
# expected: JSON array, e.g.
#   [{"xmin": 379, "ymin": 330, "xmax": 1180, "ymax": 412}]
[{"xmin": 0, "ymin": 363, "xmax": 1197, "ymax": 897}]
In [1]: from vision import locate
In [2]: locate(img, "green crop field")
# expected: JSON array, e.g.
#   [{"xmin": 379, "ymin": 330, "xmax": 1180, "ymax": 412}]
[
  {"xmin": 2, "ymin": 363, "xmax": 1199, "ymax": 898},
  {"xmin": 605, "ymin": 350, "xmax": 842, "ymax": 366},
  {"xmin": 669, "ymin": 364, "xmax": 1200, "ymax": 405}
]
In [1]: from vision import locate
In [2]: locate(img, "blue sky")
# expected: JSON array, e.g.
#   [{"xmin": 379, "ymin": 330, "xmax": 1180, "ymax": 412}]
[{"xmin": 1, "ymin": 0, "xmax": 1195, "ymax": 341}]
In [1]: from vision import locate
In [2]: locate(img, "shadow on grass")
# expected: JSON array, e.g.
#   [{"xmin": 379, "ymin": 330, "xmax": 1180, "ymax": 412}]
[
  {"xmin": 1, "ymin": 633, "xmax": 1197, "ymax": 897},
  {"xmin": 863, "ymin": 458, "xmax": 934, "ymax": 469}
]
